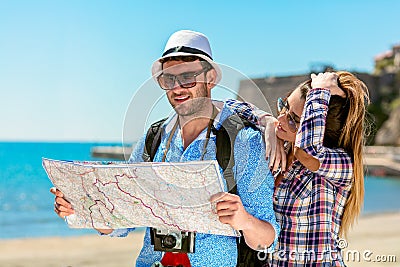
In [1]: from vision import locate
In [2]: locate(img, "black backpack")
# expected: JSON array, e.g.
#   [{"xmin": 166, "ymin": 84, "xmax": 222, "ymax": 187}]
[{"xmin": 142, "ymin": 114, "xmax": 268, "ymax": 267}]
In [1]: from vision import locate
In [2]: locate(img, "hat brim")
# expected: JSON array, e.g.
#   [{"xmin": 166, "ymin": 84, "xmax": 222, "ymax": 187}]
[{"xmin": 151, "ymin": 52, "xmax": 222, "ymax": 85}]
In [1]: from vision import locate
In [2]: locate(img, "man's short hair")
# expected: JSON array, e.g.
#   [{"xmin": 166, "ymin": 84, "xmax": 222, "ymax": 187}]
[{"xmin": 160, "ymin": 56, "xmax": 213, "ymax": 71}]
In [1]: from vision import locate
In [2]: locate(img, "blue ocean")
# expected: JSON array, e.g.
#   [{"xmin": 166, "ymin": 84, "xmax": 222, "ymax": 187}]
[{"xmin": 0, "ymin": 142, "xmax": 399, "ymax": 240}]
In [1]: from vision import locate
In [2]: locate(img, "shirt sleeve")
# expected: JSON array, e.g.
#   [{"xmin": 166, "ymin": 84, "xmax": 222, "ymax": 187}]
[
  {"xmin": 233, "ymin": 127, "xmax": 280, "ymax": 251},
  {"xmin": 225, "ymin": 98, "xmax": 272, "ymax": 131},
  {"xmin": 294, "ymin": 88, "xmax": 353, "ymax": 188},
  {"xmin": 128, "ymin": 133, "xmax": 147, "ymax": 163}
]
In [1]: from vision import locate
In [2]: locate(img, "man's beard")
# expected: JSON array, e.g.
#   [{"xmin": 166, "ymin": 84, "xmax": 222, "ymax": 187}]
[
  {"xmin": 171, "ymin": 84, "xmax": 210, "ymax": 118},
  {"xmin": 174, "ymin": 97, "xmax": 210, "ymax": 117}
]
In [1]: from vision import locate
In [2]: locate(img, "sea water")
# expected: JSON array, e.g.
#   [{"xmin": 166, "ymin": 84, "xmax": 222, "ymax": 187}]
[
  {"xmin": 0, "ymin": 142, "xmax": 124, "ymax": 239},
  {"xmin": 0, "ymin": 142, "xmax": 399, "ymax": 239}
]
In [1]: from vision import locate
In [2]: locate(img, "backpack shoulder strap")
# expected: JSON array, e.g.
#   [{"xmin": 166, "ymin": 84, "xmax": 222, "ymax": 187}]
[
  {"xmin": 214, "ymin": 113, "xmax": 253, "ymax": 194},
  {"xmin": 142, "ymin": 118, "xmax": 168, "ymax": 162},
  {"xmin": 216, "ymin": 114, "xmax": 265, "ymax": 267},
  {"xmin": 216, "ymin": 115, "xmax": 265, "ymax": 267}
]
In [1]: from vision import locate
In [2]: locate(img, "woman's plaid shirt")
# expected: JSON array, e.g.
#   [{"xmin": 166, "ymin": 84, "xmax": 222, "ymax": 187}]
[{"xmin": 226, "ymin": 88, "xmax": 353, "ymax": 266}]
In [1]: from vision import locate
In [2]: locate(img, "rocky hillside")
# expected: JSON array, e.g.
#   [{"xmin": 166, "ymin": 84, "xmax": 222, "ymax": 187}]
[{"xmin": 375, "ymin": 104, "xmax": 400, "ymax": 145}]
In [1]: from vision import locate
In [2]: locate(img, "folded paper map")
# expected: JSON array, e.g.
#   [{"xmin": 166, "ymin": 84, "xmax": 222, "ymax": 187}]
[{"xmin": 42, "ymin": 158, "xmax": 237, "ymax": 236}]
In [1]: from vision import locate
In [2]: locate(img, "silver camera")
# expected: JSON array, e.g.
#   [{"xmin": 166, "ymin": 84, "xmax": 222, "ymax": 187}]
[{"xmin": 151, "ymin": 228, "xmax": 195, "ymax": 253}]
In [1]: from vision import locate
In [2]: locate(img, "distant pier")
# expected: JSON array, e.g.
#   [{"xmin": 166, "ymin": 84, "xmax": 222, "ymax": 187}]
[
  {"xmin": 91, "ymin": 146, "xmax": 132, "ymax": 160},
  {"xmin": 363, "ymin": 146, "xmax": 400, "ymax": 177},
  {"xmin": 91, "ymin": 145, "xmax": 400, "ymax": 177}
]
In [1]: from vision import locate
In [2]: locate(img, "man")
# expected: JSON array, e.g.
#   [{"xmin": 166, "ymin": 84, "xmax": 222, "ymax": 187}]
[{"xmin": 52, "ymin": 30, "xmax": 278, "ymax": 266}]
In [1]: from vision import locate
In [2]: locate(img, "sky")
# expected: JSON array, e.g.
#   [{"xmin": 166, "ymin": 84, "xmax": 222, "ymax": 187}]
[{"xmin": 1, "ymin": 0, "xmax": 399, "ymax": 142}]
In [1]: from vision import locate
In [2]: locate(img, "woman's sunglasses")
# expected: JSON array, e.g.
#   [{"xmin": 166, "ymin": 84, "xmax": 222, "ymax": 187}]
[{"xmin": 277, "ymin": 97, "xmax": 299, "ymax": 133}]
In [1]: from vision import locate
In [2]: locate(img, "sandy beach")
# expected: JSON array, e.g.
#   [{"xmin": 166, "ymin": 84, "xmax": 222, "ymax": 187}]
[
  {"xmin": 0, "ymin": 230, "xmax": 145, "ymax": 267},
  {"xmin": 0, "ymin": 213, "xmax": 398, "ymax": 267},
  {"xmin": 342, "ymin": 212, "xmax": 399, "ymax": 267}
]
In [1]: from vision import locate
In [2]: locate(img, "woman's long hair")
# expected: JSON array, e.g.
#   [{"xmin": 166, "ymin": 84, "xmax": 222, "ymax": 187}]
[
  {"xmin": 336, "ymin": 71, "xmax": 370, "ymax": 237},
  {"xmin": 296, "ymin": 72, "xmax": 370, "ymax": 237}
]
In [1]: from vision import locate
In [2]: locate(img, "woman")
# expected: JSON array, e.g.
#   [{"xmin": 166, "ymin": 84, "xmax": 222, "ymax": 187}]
[{"xmin": 228, "ymin": 71, "xmax": 370, "ymax": 266}]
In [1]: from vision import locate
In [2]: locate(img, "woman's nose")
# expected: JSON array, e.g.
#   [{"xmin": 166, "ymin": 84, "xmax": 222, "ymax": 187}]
[{"xmin": 277, "ymin": 113, "xmax": 286, "ymax": 122}]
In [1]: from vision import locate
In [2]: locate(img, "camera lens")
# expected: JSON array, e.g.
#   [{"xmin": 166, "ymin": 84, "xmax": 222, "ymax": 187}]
[{"xmin": 162, "ymin": 234, "xmax": 177, "ymax": 249}]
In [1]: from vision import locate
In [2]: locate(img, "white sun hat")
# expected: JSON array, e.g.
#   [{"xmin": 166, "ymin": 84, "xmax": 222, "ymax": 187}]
[{"xmin": 151, "ymin": 30, "xmax": 222, "ymax": 84}]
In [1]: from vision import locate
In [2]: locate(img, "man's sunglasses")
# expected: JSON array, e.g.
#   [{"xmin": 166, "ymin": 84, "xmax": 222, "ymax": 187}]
[
  {"xmin": 157, "ymin": 67, "xmax": 211, "ymax": 90},
  {"xmin": 277, "ymin": 97, "xmax": 299, "ymax": 133}
]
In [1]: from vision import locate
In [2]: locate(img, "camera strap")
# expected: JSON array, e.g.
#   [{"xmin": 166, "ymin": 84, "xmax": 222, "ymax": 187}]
[{"xmin": 161, "ymin": 106, "xmax": 218, "ymax": 163}]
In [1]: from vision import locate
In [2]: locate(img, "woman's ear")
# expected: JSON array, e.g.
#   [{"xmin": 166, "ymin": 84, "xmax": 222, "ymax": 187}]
[{"xmin": 206, "ymin": 69, "xmax": 217, "ymax": 90}]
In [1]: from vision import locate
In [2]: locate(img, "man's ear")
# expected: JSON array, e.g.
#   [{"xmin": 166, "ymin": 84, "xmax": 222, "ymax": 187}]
[{"xmin": 206, "ymin": 69, "xmax": 217, "ymax": 90}]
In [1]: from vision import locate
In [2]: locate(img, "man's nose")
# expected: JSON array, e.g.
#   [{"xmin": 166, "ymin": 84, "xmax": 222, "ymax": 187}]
[{"xmin": 171, "ymin": 79, "xmax": 181, "ymax": 90}]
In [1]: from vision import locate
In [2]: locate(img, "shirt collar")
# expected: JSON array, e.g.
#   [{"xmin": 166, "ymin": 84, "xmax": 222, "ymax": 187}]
[{"xmin": 163, "ymin": 99, "xmax": 226, "ymax": 135}]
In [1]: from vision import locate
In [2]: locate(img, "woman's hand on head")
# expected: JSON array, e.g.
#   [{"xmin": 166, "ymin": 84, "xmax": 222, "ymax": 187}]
[{"xmin": 311, "ymin": 72, "xmax": 346, "ymax": 97}]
